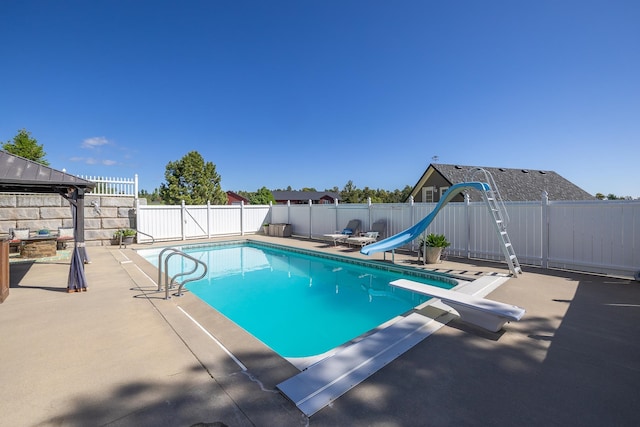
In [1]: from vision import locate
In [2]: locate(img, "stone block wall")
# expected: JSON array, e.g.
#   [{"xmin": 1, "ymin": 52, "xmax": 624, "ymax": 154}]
[{"xmin": 0, "ymin": 194, "xmax": 137, "ymax": 246}]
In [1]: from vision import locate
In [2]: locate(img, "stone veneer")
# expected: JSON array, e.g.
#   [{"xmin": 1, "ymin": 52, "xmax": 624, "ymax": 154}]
[{"xmin": 0, "ymin": 194, "xmax": 138, "ymax": 246}]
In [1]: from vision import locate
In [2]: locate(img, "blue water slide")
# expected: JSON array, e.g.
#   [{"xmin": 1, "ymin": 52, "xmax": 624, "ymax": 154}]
[{"xmin": 360, "ymin": 182, "xmax": 490, "ymax": 256}]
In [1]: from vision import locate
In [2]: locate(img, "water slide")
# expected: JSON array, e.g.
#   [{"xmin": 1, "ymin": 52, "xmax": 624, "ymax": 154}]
[{"xmin": 360, "ymin": 182, "xmax": 490, "ymax": 256}]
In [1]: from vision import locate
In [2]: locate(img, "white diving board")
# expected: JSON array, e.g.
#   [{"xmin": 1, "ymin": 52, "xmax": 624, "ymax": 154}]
[
  {"xmin": 277, "ymin": 312, "xmax": 450, "ymax": 417},
  {"xmin": 390, "ymin": 279, "xmax": 525, "ymax": 333}
]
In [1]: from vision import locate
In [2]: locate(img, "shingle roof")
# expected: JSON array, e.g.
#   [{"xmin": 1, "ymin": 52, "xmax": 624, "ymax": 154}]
[
  {"xmin": 427, "ymin": 164, "xmax": 594, "ymax": 201},
  {"xmin": 0, "ymin": 150, "xmax": 95, "ymax": 194}
]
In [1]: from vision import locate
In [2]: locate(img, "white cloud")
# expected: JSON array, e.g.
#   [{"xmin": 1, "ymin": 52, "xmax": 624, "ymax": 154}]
[
  {"xmin": 102, "ymin": 159, "xmax": 117, "ymax": 166},
  {"xmin": 85, "ymin": 157, "xmax": 97, "ymax": 165},
  {"xmin": 68, "ymin": 156, "xmax": 84, "ymax": 162},
  {"xmin": 82, "ymin": 136, "xmax": 110, "ymax": 149}
]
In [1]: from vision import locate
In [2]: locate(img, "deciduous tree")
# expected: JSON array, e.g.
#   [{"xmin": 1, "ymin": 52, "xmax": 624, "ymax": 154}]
[
  {"xmin": 249, "ymin": 187, "xmax": 276, "ymax": 205},
  {"xmin": 159, "ymin": 151, "xmax": 227, "ymax": 205}
]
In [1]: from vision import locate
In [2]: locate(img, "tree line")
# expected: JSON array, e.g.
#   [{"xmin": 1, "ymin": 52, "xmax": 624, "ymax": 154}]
[{"xmin": 234, "ymin": 182, "xmax": 413, "ymax": 205}]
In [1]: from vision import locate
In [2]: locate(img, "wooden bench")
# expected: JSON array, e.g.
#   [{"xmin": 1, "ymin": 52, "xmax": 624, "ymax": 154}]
[{"xmin": 390, "ymin": 279, "xmax": 525, "ymax": 332}]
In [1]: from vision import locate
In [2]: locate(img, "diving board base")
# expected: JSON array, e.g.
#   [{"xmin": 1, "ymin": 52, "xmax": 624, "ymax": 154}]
[
  {"xmin": 277, "ymin": 312, "xmax": 449, "ymax": 417},
  {"xmin": 390, "ymin": 279, "xmax": 525, "ymax": 332}
]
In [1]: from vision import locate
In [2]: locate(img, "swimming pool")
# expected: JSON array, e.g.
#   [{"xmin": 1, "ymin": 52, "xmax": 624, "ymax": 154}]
[{"xmin": 139, "ymin": 241, "xmax": 458, "ymax": 358}]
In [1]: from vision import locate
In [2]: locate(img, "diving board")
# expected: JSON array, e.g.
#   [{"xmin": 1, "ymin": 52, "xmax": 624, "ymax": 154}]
[
  {"xmin": 277, "ymin": 312, "xmax": 451, "ymax": 417},
  {"xmin": 390, "ymin": 279, "xmax": 525, "ymax": 332}
]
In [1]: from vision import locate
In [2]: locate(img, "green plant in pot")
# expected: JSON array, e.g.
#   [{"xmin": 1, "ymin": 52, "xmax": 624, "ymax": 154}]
[
  {"xmin": 113, "ymin": 228, "xmax": 137, "ymax": 245},
  {"xmin": 419, "ymin": 233, "xmax": 450, "ymax": 264}
]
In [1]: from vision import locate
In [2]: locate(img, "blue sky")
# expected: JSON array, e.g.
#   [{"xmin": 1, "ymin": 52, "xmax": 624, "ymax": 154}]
[{"xmin": 1, "ymin": 1, "xmax": 638, "ymax": 198}]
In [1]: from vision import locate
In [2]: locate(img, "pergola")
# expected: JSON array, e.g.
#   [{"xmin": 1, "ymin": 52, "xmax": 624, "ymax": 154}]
[{"xmin": 0, "ymin": 150, "xmax": 96, "ymax": 292}]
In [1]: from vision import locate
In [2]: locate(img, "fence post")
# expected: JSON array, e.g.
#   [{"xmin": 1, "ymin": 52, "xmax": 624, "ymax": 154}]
[
  {"xmin": 409, "ymin": 196, "xmax": 414, "ymax": 252},
  {"xmin": 367, "ymin": 197, "xmax": 372, "ymax": 229},
  {"xmin": 240, "ymin": 200, "xmax": 245, "ymax": 236},
  {"xmin": 207, "ymin": 200, "xmax": 211, "ymax": 238},
  {"xmin": 181, "ymin": 200, "xmax": 186, "ymax": 241},
  {"xmin": 134, "ymin": 174, "xmax": 138, "ymax": 201},
  {"xmin": 308, "ymin": 199, "xmax": 313, "ymax": 239},
  {"xmin": 542, "ymin": 191, "xmax": 549, "ymax": 269},
  {"xmin": 465, "ymin": 192, "xmax": 471, "ymax": 259},
  {"xmin": 334, "ymin": 198, "xmax": 339, "ymax": 233}
]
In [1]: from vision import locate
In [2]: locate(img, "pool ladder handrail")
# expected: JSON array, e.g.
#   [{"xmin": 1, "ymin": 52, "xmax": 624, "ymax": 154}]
[
  {"xmin": 136, "ymin": 229, "xmax": 155, "ymax": 245},
  {"xmin": 157, "ymin": 247, "xmax": 207, "ymax": 300}
]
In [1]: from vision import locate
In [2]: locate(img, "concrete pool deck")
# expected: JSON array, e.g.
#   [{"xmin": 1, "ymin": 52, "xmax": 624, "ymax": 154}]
[{"xmin": 1, "ymin": 235, "xmax": 639, "ymax": 426}]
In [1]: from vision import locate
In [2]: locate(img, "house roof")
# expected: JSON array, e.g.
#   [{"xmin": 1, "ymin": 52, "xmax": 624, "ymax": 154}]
[
  {"xmin": 0, "ymin": 150, "xmax": 95, "ymax": 194},
  {"xmin": 410, "ymin": 163, "xmax": 594, "ymax": 201},
  {"xmin": 272, "ymin": 190, "xmax": 341, "ymax": 202}
]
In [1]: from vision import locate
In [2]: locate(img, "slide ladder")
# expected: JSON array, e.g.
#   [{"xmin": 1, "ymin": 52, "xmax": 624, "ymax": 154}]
[
  {"xmin": 467, "ymin": 168, "xmax": 522, "ymax": 277},
  {"xmin": 481, "ymin": 187, "xmax": 522, "ymax": 277}
]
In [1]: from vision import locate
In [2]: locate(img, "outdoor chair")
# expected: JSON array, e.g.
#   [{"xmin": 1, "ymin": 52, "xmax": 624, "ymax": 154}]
[
  {"xmin": 345, "ymin": 220, "xmax": 387, "ymax": 248},
  {"xmin": 323, "ymin": 219, "xmax": 361, "ymax": 246}
]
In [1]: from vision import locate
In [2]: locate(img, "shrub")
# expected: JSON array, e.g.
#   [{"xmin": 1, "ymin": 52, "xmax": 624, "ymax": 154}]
[{"xmin": 421, "ymin": 233, "xmax": 450, "ymax": 248}]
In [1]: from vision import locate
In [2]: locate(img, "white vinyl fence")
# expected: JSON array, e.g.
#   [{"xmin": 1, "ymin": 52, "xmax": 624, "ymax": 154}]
[
  {"xmin": 136, "ymin": 201, "xmax": 270, "ymax": 243},
  {"xmin": 137, "ymin": 197, "xmax": 640, "ymax": 279},
  {"xmin": 81, "ymin": 174, "xmax": 138, "ymax": 196}
]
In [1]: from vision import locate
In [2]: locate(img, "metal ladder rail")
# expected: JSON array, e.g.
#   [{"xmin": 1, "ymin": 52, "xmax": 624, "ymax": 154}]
[
  {"xmin": 481, "ymin": 191, "xmax": 522, "ymax": 276},
  {"xmin": 157, "ymin": 247, "xmax": 182, "ymax": 291},
  {"xmin": 157, "ymin": 247, "xmax": 208, "ymax": 299},
  {"xmin": 466, "ymin": 168, "xmax": 510, "ymax": 226},
  {"xmin": 136, "ymin": 229, "xmax": 155, "ymax": 245}
]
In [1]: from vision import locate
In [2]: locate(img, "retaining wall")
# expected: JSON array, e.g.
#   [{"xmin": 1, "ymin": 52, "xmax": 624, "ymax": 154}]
[{"xmin": 0, "ymin": 194, "xmax": 137, "ymax": 246}]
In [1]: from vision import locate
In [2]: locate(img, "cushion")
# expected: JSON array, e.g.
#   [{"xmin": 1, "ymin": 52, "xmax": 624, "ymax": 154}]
[
  {"xmin": 342, "ymin": 228, "xmax": 353, "ymax": 235},
  {"xmin": 58, "ymin": 227, "xmax": 74, "ymax": 238},
  {"xmin": 364, "ymin": 232, "xmax": 379, "ymax": 238},
  {"xmin": 11, "ymin": 228, "xmax": 30, "ymax": 240}
]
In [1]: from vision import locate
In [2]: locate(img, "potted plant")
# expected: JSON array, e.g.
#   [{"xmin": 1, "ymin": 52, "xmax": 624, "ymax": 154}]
[
  {"xmin": 419, "ymin": 233, "xmax": 450, "ymax": 264},
  {"xmin": 112, "ymin": 228, "xmax": 137, "ymax": 245}
]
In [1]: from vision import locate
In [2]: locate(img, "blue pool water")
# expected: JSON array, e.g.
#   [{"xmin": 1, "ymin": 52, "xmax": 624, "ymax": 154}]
[{"xmin": 140, "ymin": 242, "xmax": 457, "ymax": 358}]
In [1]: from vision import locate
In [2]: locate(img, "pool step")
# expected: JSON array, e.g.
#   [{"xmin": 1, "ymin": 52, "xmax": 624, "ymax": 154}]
[{"xmin": 277, "ymin": 312, "xmax": 449, "ymax": 417}]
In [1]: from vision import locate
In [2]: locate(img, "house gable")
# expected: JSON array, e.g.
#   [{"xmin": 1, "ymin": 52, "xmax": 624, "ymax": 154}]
[{"xmin": 409, "ymin": 163, "xmax": 594, "ymax": 202}]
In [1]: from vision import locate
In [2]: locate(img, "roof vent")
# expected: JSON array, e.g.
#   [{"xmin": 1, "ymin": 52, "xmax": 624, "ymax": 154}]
[
  {"xmin": 522, "ymin": 169, "xmax": 529, "ymax": 173},
  {"xmin": 499, "ymin": 168, "xmax": 506, "ymax": 172},
  {"xmin": 454, "ymin": 165, "xmax": 462, "ymax": 169},
  {"xmin": 539, "ymin": 170, "xmax": 547, "ymax": 175}
]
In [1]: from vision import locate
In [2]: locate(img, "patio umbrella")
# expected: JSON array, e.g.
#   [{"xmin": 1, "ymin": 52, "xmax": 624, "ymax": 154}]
[{"xmin": 66, "ymin": 188, "xmax": 90, "ymax": 292}]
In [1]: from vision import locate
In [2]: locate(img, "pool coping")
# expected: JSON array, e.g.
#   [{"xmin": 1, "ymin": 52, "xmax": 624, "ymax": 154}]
[{"xmin": 129, "ymin": 238, "xmax": 507, "ymax": 371}]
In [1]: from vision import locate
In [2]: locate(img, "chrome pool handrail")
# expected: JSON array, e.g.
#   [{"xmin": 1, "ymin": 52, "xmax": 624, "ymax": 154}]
[{"xmin": 157, "ymin": 247, "xmax": 208, "ymax": 299}]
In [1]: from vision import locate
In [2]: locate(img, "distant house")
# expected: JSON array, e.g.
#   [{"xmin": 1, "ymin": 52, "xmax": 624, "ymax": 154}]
[
  {"xmin": 271, "ymin": 190, "xmax": 341, "ymax": 205},
  {"xmin": 226, "ymin": 191, "xmax": 250, "ymax": 205},
  {"xmin": 408, "ymin": 163, "xmax": 595, "ymax": 203}
]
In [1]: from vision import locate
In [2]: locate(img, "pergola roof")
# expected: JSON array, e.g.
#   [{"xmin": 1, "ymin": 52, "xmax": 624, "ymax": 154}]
[{"xmin": 0, "ymin": 150, "xmax": 95, "ymax": 194}]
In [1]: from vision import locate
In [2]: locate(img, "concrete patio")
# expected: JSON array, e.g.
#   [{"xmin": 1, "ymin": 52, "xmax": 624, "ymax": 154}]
[{"xmin": 1, "ymin": 236, "xmax": 639, "ymax": 426}]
